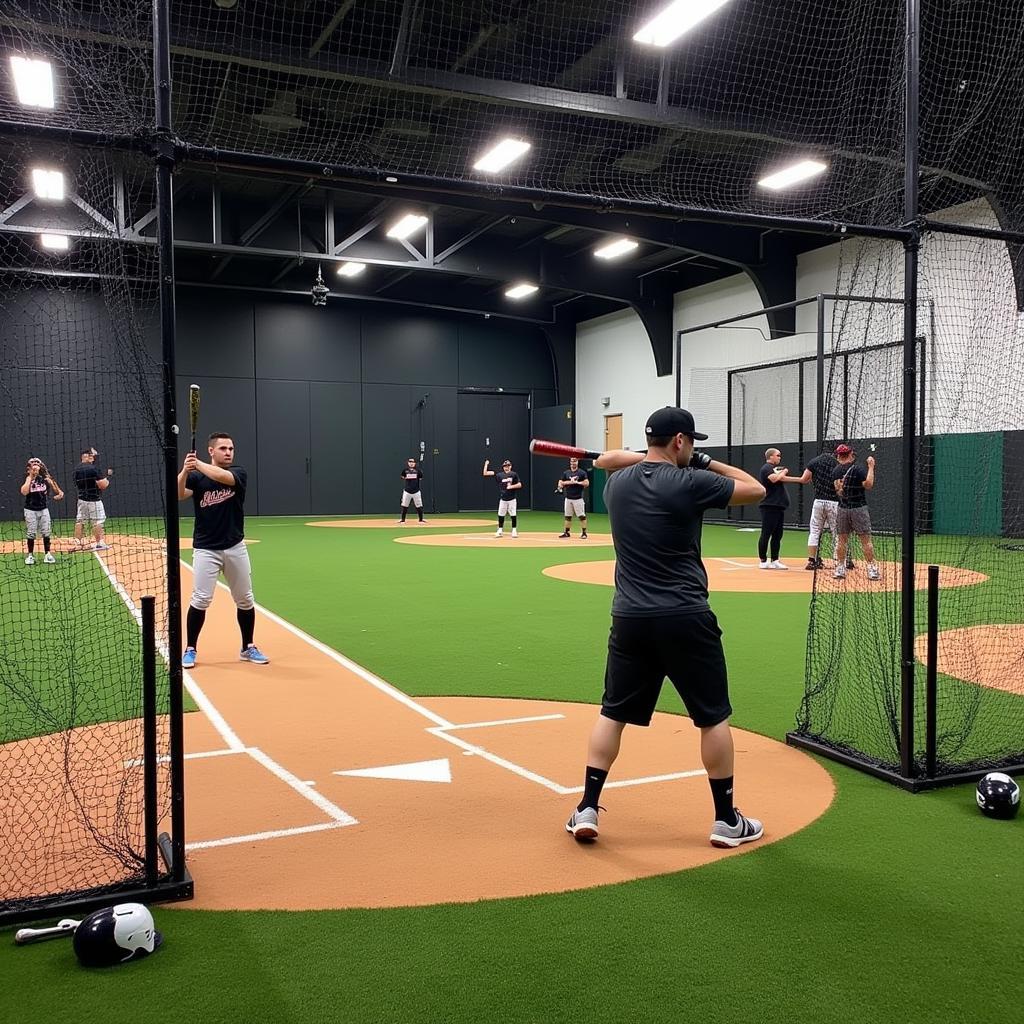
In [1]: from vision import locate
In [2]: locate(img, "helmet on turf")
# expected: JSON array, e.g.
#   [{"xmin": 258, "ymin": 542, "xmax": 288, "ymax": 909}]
[
  {"xmin": 72, "ymin": 903, "xmax": 163, "ymax": 967},
  {"xmin": 975, "ymin": 772, "xmax": 1020, "ymax": 820}
]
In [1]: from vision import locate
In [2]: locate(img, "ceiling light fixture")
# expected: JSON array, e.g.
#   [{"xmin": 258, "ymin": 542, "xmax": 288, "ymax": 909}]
[
  {"xmin": 633, "ymin": 0, "xmax": 732, "ymax": 47},
  {"xmin": 31, "ymin": 168, "xmax": 65, "ymax": 201},
  {"xmin": 10, "ymin": 55, "xmax": 55, "ymax": 108},
  {"xmin": 40, "ymin": 233, "xmax": 69, "ymax": 251},
  {"xmin": 473, "ymin": 138, "xmax": 532, "ymax": 173},
  {"xmin": 386, "ymin": 213, "xmax": 428, "ymax": 240},
  {"xmin": 505, "ymin": 283, "xmax": 539, "ymax": 300},
  {"xmin": 757, "ymin": 159, "xmax": 828, "ymax": 190},
  {"xmin": 336, "ymin": 262, "xmax": 366, "ymax": 278},
  {"xmin": 594, "ymin": 237, "xmax": 639, "ymax": 260}
]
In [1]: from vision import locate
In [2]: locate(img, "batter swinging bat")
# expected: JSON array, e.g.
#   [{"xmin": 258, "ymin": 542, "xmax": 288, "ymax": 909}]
[
  {"xmin": 529, "ymin": 439, "xmax": 601, "ymax": 461},
  {"xmin": 14, "ymin": 918, "xmax": 80, "ymax": 945},
  {"xmin": 188, "ymin": 383, "xmax": 201, "ymax": 453}
]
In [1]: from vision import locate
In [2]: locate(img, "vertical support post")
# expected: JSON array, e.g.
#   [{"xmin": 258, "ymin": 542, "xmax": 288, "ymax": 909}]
[
  {"xmin": 675, "ymin": 330, "xmax": 682, "ymax": 406},
  {"xmin": 141, "ymin": 595, "xmax": 158, "ymax": 886},
  {"xmin": 900, "ymin": 0, "xmax": 922, "ymax": 779},
  {"xmin": 797, "ymin": 360, "xmax": 805, "ymax": 525},
  {"xmin": 153, "ymin": 0, "xmax": 186, "ymax": 880},
  {"xmin": 816, "ymin": 293, "xmax": 825, "ymax": 447},
  {"xmin": 925, "ymin": 565, "xmax": 939, "ymax": 777},
  {"xmin": 211, "ymin": 181, "xmax": 222, "ymax": 245},
  {"xmin": 726, "ymin": 369, "xmax": 734, "ymax": 521}
]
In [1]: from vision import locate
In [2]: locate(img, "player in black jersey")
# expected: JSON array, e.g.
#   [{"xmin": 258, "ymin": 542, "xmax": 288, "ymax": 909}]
[
  {"xmin": 557, "ymin": 458, "xmax": 589, "ymax": 539},
  {"xmin": 20, "ymin": 457, "xmax": 64, "ymax": 564},
  {"xmin": 398, "ymin": 458, "xmax": 426, "ymax": 524},
  {"xmin": 482, "ymin": 458, "xmax": 522, "ymax": 538}
]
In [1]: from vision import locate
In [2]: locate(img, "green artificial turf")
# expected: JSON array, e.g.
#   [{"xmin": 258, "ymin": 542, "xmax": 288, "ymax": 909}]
[{"xmin": 3, "ymin": 515, "xmax": 1022, "ymax": 1023}]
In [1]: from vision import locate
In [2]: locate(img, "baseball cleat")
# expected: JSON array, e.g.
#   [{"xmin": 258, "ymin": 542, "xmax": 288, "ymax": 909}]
[
  {"xmin": 182, "ymin": 647, "xmax": 197, "ymax": 669},
  {"xmin": 710, "ymin": 809, "xmax": 764, "ymax": 848},
  {"xmin": 43, "ymin": 553, "xmax": 56, "ymax": 563},
  {"xmin": 558, "ymin": 531, "xmax": 571, "ymax": 538},
  {"xmin": 495, "ymin": 528, "xmax": 503, "ymax": 537},
  {"xmin": 867, "ymin": 564, "xmax": 881, "ymax": 581},
  {"xmin": 581, "ymin": 531, "xmax": 588, "ymax": 539},
  {"xmin": 240, "ymin": 645, "xmax": 270, "ymax": 665},
  {"xmin": 565, "ymin": 806, "xmax": 600, "ymax": 842},
  {"xmin": 833, "ymin": 565, "xmax": 847, "ymax": 580},
  {"xmin": 805, "ymin": 558, "xmax": 818, "ymax": 570},
  {"xmin": 511, "ymin": 528, "xmax": 518, "ymax": 538},
  {"xmin": 758, "ymin": 561, "xmax": 770, "ymax": 569},
  {"xmin": 24, "ymin": 554, "xmax": 35, "ymax": 565},
  {"xmin": 770, "ymin": 560, "xmax": 789, "ymax": 570}
]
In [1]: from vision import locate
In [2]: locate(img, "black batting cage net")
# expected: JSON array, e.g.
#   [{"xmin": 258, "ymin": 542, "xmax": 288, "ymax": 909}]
[{"xmin": 0, "ymin": 0, "xmax": 1022, "ymax": 917}]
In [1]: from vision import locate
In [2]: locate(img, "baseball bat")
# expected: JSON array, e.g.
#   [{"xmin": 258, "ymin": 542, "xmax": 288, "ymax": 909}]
[
  {"xmin": 14, "ymin": 918, "xmax": 80, "ymax": 945},
  {"xmin": 188, "ymin": 383, "xmax": 201, "ymax": 452},
  {"xmin": 529, "ymin": 439, "xmax": 601, "ymax": 460}
]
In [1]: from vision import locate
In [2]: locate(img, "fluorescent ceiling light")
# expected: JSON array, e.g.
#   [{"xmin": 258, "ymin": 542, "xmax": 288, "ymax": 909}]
[
  {"xmin": 10, "ymin": 55, "xmax": 55, "ymax": 108},
  {"xmin": 386, "ymin": 213, "xmax": 428, "ymax": 240},
  {"xmin": 594, "ymin": 237, "xmax": 639, "ymax": 260},
  {"xmin": 633, "ymin": 0, "xmax": 732, "ymax": 47},
  {"xmin": 40, "ymin": 233, "xmax": 69, "ymax": 251},
  {"xmin": 757, "ymin": 159, "xmax": 828, "ymax": 190},
  {"xmin": 505, "ymin": 283, "xmax": 539, "ymax": 300},
  {"xmin": 473, "ymin": 138, "xmax": 531, "ymax": 173},
  {"xmin": 336, "ymin": 262, "xmax": 366, "ymax": 277},
  {"xmin": 31, "ymin": 168, "xmax": 65, "ymax": 201}
]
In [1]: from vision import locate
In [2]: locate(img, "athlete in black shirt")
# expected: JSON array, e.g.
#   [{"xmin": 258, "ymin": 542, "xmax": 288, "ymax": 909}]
[
  {"xmin": 831, "ymin": 444, "xmax": 880, "ymax": 580},
  {"xmin": 565, "ymin": 406, "xmax": 767, "ymax": 849},
  {"xmin": 20, "ymin": 457, "xmax": 64, "ymax": 564},
  {"xmin": 557, "ymin": 457, "xmax": 589, "ymax": 539},
  {"xmin": 482, "ymin": 458, "xmax": 522, "ymax": 538},
  {"xmin": 756, "ymin": 448, "xmax": 802, "ymax": 569},
  {"xmin": 73, "ymin": 446, "xmax": 112, "ymax": 551},
  {"xmin": 397, "ymin": 458, "xmax": 426, "ymax": 524},
  {"xmin": 177, "ymin": 432, "xmax": 269, "ymax": 667},
  {"xmin": 792, "ymin": 450, "xmax": 841, "ymax": 570}
]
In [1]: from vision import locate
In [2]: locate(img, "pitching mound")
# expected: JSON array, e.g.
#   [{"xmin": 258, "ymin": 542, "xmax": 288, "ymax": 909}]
[
  {"xmin": 0, "ymin": 535, "xmax": 258, "ymax": 556},
  {"xmin": 914, "ymin": 624, "xmax": 1024, "ymax": 696},
  {"xmin": 396, "ymin": 531, "xmax": 613, "ymax": 548},
  {"xmin": 307, "ymin": 518, "xmax": 494, "ymax": 529},
  {"xmin": 544, "ymin": 558, "xmax": 989, "ymax": 594}
]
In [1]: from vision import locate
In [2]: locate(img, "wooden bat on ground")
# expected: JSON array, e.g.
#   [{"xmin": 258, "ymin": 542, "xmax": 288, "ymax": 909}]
[
  {"xmin": 14, "ymin": 918, "xmax": 80, "ymax": 945},
  {"xmin": 189, "ymin": 383, "xmax": 201, "ymax": 453},
  {"xmin": 529, "ymin": 439, "xmax": 601, "ymax": 460}
]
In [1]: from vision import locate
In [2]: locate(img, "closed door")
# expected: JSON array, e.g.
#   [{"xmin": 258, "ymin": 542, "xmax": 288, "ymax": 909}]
[
  {"xmin": 257, "ymin": 380, "xmax": 311, "ymax": 515},
  {"xmin": 605, "ymin": 414, "xmax": 623, "ymax": 450}
]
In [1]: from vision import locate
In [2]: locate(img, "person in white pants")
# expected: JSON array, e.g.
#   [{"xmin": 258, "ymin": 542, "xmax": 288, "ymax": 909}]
[
  {"xmin": 398, "ymin": 458, "xmax": 426, "ymax": 523},
  {"xmin": 20, "ymin": 457, "xmax": 63, "ymax": 564},
  {"xmin": 177, "ymin": 432, "xmax": 268, "ymax": 668},
  {"xmin": 483, "ymin": 458, "xmax": 522, "ymax": 537}
]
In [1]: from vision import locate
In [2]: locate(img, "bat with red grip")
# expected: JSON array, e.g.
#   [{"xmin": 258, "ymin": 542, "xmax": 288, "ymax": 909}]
[{"xmin": 529, "ymin": 439, "xmax": 601, "ymax": 460}]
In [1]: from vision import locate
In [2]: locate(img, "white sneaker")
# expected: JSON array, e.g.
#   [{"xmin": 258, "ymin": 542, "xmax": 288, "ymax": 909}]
[
  {"xmin": 495, "ymin": 529, "xmax": 503, "ymax": 537},
  {"xmin": 511, "ymin": 528, "xmax": 518, "ymax": 538},
  {"xmin": 758, "ymin": 560, "xmax": 770, "ymax": 569},
  {"xmin": 25, "ymin": 554, "xmax": 35, "ymax": 565},
  {"xmin": 770, "ymin": 560, "xmax": 789, "ymax": 570},
  {"xmin": 834, "ymin": 565, "xmax": 847, "ymax": 579},
  {"xmin": 867, "ymin": 564, "xmax": 881, "ymax": 581},
  {"xmin": 43, "ymin": 553, "xmax": 56, "ymax": 564}
]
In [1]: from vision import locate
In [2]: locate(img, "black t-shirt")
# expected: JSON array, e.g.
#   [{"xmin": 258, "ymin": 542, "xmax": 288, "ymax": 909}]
[
  {"xmin": 561, "ymin": 469, "xmax": 587, "ymax": 500},
  {"xmin": 24, "ymin": 476, "xmax": 49, "ymax": 511},
  {"xmin": 758, "ymin": 463, "xmax": 789, "ymax": 509},
  {"xmin": 604, "ymin": 461, "xmax": 734, "ymax": 617},
  {"xmin": 495, "ymin": 471, "xmax": 520, "ymax": 501},
  {"xmin": 188, "ymin": 465, "xmax": 247, "ymax": 550},
  {"xmin": 833, "ymin": 462, "xmax": 868, "ymax": 508},
  {"xmin": 74, "ymin": 463, "xmax": 102, "ymax": 501},
  {"xmin": 402, "ymin": 467, "xmax": 423, "ymax": 493},
  {"xmin": 806, "ymin": 453, "xmax": 839, "ymax": 501}
]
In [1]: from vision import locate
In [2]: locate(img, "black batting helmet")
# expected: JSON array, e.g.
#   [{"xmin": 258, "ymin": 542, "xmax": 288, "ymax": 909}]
[
  {"xmin": 72, "ymin": 903, "xmax": 163, "ymax": 967},
  {"xmin": 975, "ymin": 772, "xmax": 1020, "ymax": 820}
]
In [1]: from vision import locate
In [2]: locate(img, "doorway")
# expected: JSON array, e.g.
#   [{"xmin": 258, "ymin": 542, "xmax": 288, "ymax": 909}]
[{"xmin": 604, "ymin": 413, "xmax": 623, "ymax": 451}]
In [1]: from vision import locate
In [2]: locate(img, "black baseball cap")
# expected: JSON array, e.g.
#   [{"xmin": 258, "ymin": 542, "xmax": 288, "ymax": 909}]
[{"xmin": 645, "ymin": 407, "xmax": 708, "ymax": 441}]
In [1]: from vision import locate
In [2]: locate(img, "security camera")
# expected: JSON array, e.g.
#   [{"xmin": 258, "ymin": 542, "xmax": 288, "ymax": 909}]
[{"xmin": 311, "ymin": 266, "xmax": 328, "ymax": 307}]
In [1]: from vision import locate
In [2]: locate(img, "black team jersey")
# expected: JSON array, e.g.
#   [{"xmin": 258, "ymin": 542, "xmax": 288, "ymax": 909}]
[{"xmin": 188, "ymin": 465, "xmax": 247, "ymax": 550}]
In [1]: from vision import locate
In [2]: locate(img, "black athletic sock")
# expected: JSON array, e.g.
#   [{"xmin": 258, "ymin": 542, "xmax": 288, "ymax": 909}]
[
  {"xmin": 511, "ymin": 515, "xmax": 517, "ymax": 528},
  {"xmin": 43, "ymin": 536, "xmax": 51, "ymax": 553},
  {"xmin": 578, "ymin": 765, "xmax": 608, "ymax": 811},
  {"xmin": 237, "ymin": 607, "xmax": 256, "ymax": 649},
  {"xmin": 400, "ymin": 507, "xmax": 407, "ymax": 522},
  {"xmin": 709, "ymin": 776, "xmax": 738, "ymax": 825},
  {"xmin": 498, "ymin": 516, "xmax": 505, "ymax": 529},
  {"xmin": 417, "ymin": 508, "xmax": 424, "ymax": 521},
  {"xmin": 26, "ymin": 538, "xmax": 34, "ymax": 554},
  {"xmin": 186, "ymin": 606, "xmax": 207, "ymax": 649}
]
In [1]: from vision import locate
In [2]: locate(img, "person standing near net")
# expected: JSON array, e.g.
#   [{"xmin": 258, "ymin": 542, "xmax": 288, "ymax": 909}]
[
  {"xmin": 791, "ymin": 447, "xmax": 841, "ymax": 570},
  {"xmin": 564, "ymin": 406, "xmax": 767, "ymax": 849},
  {"xmin": 73, "ymin": 446, "xmax": 112, "ymax": 551},
  {"xmin": 178, "ymin": 432, "xmax": 269, "ymax": 668},
  {"xmin": 832, "ymin": 444, "xmax": 880, "ymax": 581},
  {"xmin": 482, "ymin": 457, "xmax": 521, "ymax": 538},
  {"xmin": 20, "ymin": 457, "xmax": 63, "ymax": 564},
  {"xmin": 398, "ymin": 457, "xmax": 426, "ymax": 524},
  {"xmin": 557, "ymin": 457, "xmax": 589, "ymax": 539},
  {"xmin": 756, "ymin": 447, "xmax": 800, "ymax": 569}
]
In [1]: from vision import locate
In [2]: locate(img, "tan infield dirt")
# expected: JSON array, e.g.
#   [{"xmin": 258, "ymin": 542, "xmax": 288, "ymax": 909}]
[
  {"xmin": 306, "ymin": 518, "xmax": 494, "ymax": 529},
  {"xmin": 913, "ymin": 624, "xmax": 1024, "ymax": 696}
]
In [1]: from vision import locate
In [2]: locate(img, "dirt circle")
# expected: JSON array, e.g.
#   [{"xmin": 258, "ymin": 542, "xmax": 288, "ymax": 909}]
[
  {"xmin": 0, "ymin": 535, "xmax": 258, "ymax": 556},
  {"xmin": 396, "ymin": 531, "xmax": 613, "ymax": 548},
  {"xmin": 307, "ymin": 518, "xmax": 494, "ymax": 529},
  {"xmin": 544, "ymin": 558, "xmax": 989, "ymax": 593},
  {"xmin": 914, "ymin": 624, "xmax": 1024, "ymax": 696}
]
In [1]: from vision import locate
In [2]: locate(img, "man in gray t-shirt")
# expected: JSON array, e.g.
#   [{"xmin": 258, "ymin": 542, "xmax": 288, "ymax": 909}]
[{"xmin": 565, "ymin": 407, "xmax": 768, "ymax": 850}]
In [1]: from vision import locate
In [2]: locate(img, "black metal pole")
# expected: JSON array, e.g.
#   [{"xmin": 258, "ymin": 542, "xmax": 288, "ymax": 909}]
[
  {"xmin": 900, "ymin": 0, "xmax": 922, "ymax": 780},
  {"xmin": 675, "ymin": 330, "xmax": 682, "ymax": 406},
  {"xmin": 726, "ymin": 369, "xmax": 733, "ymax": 521},
  {"xmin": 141, "ymin": 595, "xmax": 159, "ymax": 886},
  {"xmin": 798, "ymin": 359, "xmax": 805, "ymax": 525},
  {"xmin": 153, "ymin": 0, "xmax": 186, "ymax": 881},
  {"xmin": 816, "ymin": 294, "xmax": 825, "ymax": 446},
  {"xmin": 925, "ymin": 565, "xmax": 939, "ymax": 777}
]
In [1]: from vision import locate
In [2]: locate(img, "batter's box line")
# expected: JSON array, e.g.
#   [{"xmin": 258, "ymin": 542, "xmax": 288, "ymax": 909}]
[{"xmin": 426, "ymin": 716, "xmax": 707, "ymax": 795}]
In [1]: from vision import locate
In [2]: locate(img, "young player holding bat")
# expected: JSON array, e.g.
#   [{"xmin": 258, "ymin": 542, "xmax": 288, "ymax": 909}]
[
  {"xmin": 535, "ymin": 409, "xmax": 768, "ymax": 849},
  {"xmin": 73, "ymin": 446, "xmax": 112, "ymax": 551},
  {"xmin": 397, "ymin": 457, "xmax": 426, "ymax": 523},
  {"xmin": 482, "ymin": 457, "xmax": 522, "ymax": 537},
  {"xmin": 178, "ymin": 432, "xmax": 269, "ymax": 668},
  {"xmin": 20, "ymin": 456, "xmax": 63, "ymax": 564},
  {"xmin": 557, "ymin": 457, "xmax": 589, "ymax": 539}
]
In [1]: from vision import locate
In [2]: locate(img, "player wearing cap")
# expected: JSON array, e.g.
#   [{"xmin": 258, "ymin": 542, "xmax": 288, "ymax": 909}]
[
  {"xmin": 832, "ymin": 444, "xmax": 880, "ymax": 581},
  {"xmin": 20, "ymin": 456, "xmax": 64, "ymax": 564},
  {"xmin": 791, "ymin": 447, "xmax": 841, "ymax": 570},
  {"xmin": 565, "ymin": 406, "xmax": 767, "ymax": 849},
  {"xmin": 557, "ymin": 457, "xmax": 589, "ymax": 539},
  {"xmin": 73, "ymin": 446, "xmax": 112, "ymax": 551},
  {"xmin": 482, "ymin": 457, "xmax": 522, "ymax": 538},
  {"xmin": 397, "ymin": 457, "xmax": 426, "ymax": 524}
]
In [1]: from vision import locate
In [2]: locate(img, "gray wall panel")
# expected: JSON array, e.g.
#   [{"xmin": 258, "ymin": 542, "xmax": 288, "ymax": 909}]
[
  {"xmin": 361, "ymin": 313, "xmax": 459, "ymax": 384},
  {"xmin": 255, "ymin": 379, "xmax": 311, "ymax": 516},
  {"xmin": 176, "ymin": 291, "xmax": 255, "ymax": 379},
  {"xmin": 254, "ymin": 301, "xmax": 361, "ymax": 382},
  {"xmin": 457, "ymin": 322, "xmax": 553, "ymax": 390},
  {"xmin": 310, "ymin": 382, "xmax": 363, "ymax": 514}
]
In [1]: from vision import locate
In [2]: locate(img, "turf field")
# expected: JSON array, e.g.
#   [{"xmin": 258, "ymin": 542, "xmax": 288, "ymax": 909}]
[{"xmin": 2, "ymin": 514, "xmax": 1022, "ymax": 1023}]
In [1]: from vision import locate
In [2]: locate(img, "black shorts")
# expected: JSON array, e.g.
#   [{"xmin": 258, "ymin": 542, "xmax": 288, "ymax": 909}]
[{"xmin": 601, "ymin": 611, "xmax": 732, "ymax": 728}]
